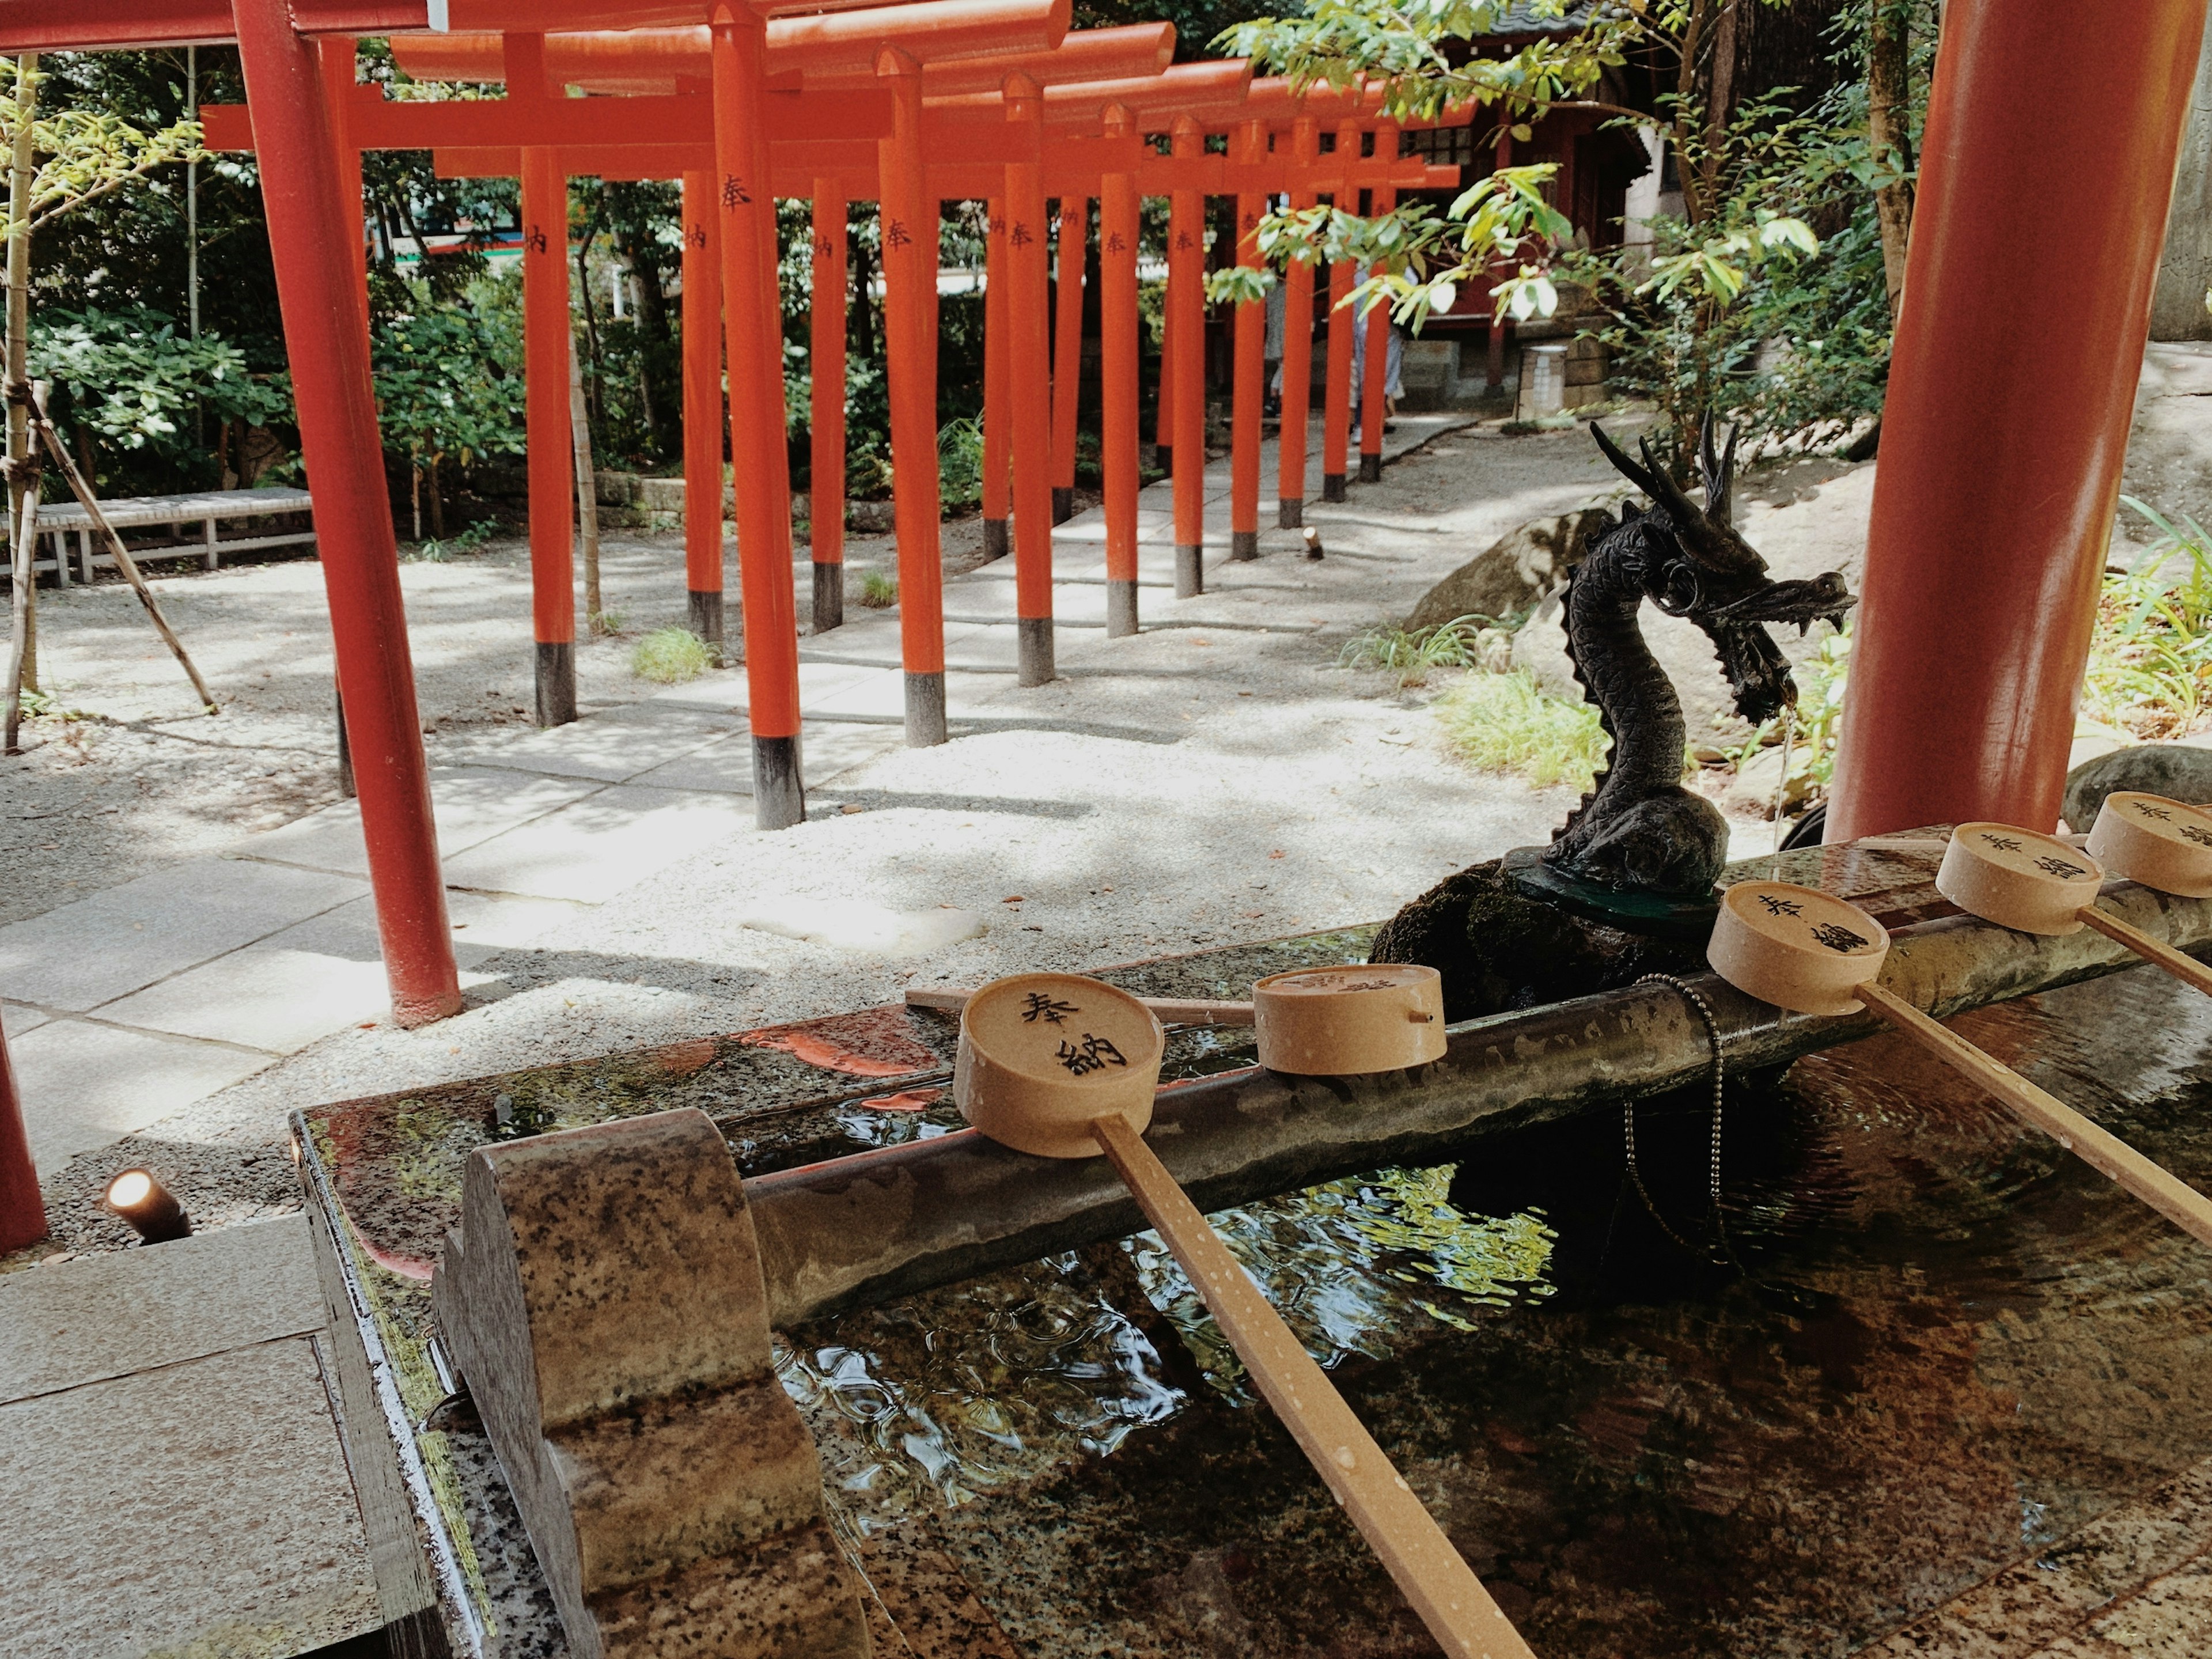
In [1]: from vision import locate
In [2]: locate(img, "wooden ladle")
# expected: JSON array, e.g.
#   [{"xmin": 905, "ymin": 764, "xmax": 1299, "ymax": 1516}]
[
  {"xmin": 1938, "ymin": 808, "xmax": 2212, "ymax": 997},
  {"xmin": 955, "ymin": 972, "xmax": 1535, "ymax": 1659},
  {"xmin": 1709, "ymin": 880, "xmax": 2212, "ymax": 1248}
]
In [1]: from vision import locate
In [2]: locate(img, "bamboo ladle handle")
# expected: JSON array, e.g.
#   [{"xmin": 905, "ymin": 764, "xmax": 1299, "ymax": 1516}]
[
  {"xmin": 1853, "ymin": 980, "xmax": 2212, "ymax": 1248},
  {"xmin": 2075, "ymin": 905, "xmax": 2212, "ymax": 999},
  {"xmin": 1089, "ymin": 1112, "xmax": 1536, "ymax": 1659},
  {"xmin": 908, "ymin": 986, "xmax": 1256, "ymax": 1025}
]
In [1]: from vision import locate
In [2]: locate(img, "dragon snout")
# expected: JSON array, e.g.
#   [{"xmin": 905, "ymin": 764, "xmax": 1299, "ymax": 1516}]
[{"xmin": 1710, "ymin": 570, "xmax": 1857, "ymax": 635}]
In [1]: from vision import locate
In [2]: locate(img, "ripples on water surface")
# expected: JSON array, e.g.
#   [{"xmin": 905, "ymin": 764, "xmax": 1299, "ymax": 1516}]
[{"xmin": 783, "ymin": 969, "xmax": 2212, "ymax": 1657}]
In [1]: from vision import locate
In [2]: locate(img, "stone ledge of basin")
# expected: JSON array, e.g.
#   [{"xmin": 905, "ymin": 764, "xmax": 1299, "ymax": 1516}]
[{"xmin": 747, "ymin": 880, "xmax": 2212, "ymax": 1330}]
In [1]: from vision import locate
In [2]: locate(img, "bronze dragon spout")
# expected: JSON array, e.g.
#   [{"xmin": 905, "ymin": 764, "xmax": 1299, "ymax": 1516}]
[{"xmin": 1546, "ymin": 417, "xmax": 1856, "ymax": 896}]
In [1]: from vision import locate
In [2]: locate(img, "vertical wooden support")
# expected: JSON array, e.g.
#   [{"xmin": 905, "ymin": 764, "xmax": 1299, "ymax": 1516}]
[
  {"xmin": 1100, "ymin": 107, "xmax": 1141, "ymax": 639},
  {"xmin": 982, "ymin": 195, "xmax": 1011, "ymax": 563},
  {"xmin": 1006, "ymin": 76, "xmax": 1055, "ymax": 687},
  {"xmin": 712, "ymin": 6, "xmax": 806, "ymax": 824},
  {"xmin": 809, "ymin": 177, "xmax": 847, "ymax": 634},
  {"xmin": 230, "ymin": 0, "xmax": 460, "ymax": 1027},
  {"xmin": 520, "ymin": 140, "xmax": 577, "ymax": 728},
  {"xmin": 1321, "ymin": 121, "xmax": 1357, "ymax": 503},
  {"xmin": 1050, "ymin": 194, "xmax": 1086, "ymax": 525},
  {"xmin": 1827, "ymin": 0, "xmax": 2209, "ymax": 840},
  {"xmin": 680, "ymin": 165, "xmax": 725, "ymax": 647},
  {"xmin": 1169, "ymin": 116, "xmax": 1205, "ymax": 599},
  {"xmin": 877, "ymin": 47, "xmax": 948, "ymax": 745},
  {"xmin": 1358, "ymin": 126, "xmax": 1397, "ymax": 486},
  {"xmin": 1277, "ymin": 115, "xmax": 1317, "ymax": 528},
  {"xmin": 0, "ymin": 1001, "xmax": 44, "ymax": 1252},
  {"xmin": 1229, "ymin": 119, "xmax": 1265, "ymax": 561}
]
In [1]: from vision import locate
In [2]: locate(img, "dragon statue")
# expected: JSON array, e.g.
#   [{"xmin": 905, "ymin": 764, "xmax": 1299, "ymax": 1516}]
[{"xmin": 1372, "ymin": 417, "xmax": 1857, "ymax": 1018}]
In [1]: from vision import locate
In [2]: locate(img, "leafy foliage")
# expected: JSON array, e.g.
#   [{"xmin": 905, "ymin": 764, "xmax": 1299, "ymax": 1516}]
[
  {"xmin": 370, "ymin": 295, "xmax": 527, "ymax": 474},
  {"xmin": 30, "ymin": 305, "xmax": 288, "ymax": 487},
  {"xmin": 0, "ymin": 56, "xmax": 201, "ymax": 238}
]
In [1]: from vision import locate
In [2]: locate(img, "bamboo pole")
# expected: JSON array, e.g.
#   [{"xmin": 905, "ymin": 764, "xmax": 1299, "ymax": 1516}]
[
  {"xmin": 569, "ymin": 349, "xmax": 602, "ymax": 626},
  {"xmin": 28, "ymin": 384, "xmax": 216, "ymax": 711},
  {"xmin": 906, "ymin": 985, "xmax": 1253, "ymax": 1025},
  {"xmin": 1854, "ymin": 979, "xmax": 2212, "ymax": 1247},
  {"xmin": 1090, "ymin": 1111, "xmax": 1537, "ymax": 1659},
  {"xmin": 3, "ymin": 52, "xmax": 35, "ymax": 755}
]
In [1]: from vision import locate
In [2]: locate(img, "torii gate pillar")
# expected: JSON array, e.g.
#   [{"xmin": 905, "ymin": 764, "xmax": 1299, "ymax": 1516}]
[
  {"xmin": 1828, "ymin": 0, "xmax": 2209, "ymax": 840},
  {"xmin": 231, "ymin": 0, "xmax": 460, "ymax": 1027}
]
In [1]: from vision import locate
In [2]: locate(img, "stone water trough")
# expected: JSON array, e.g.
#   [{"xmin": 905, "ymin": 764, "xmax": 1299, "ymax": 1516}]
[{"xmin": 294, "ymin": 830, "xmax": 2212, "ymax": 1657}]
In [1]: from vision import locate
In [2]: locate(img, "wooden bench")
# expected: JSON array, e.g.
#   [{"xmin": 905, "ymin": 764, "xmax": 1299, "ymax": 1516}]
[{"xmin": 2, "ymin": 487, "xmax": 315, "ymax": 584}]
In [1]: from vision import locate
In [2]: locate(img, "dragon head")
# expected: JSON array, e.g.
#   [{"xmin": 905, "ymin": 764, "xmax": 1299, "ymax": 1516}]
[{"xmin": 1590, "ymin": 415, "xmax": 1856, "ymax": 725}]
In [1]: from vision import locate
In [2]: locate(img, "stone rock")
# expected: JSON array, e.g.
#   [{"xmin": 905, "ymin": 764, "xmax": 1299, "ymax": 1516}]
[
  {"xmin": 2062, "ymin": 742, "xmax": 2212, "ymax": 831},
  {"xmin": 1722, "ymin": 743, "xmax": 1812, "ymax": 819},
  {"xmin": 1404, "ymin": 505, "xmax": 1616, "ymax": 632},
  {"xmin": 433, "ymin": 1107, "xmax": 868, "ymax": 1659},
  {"xmin": 1511, "ymin": 461, "xmax": 1876, "ymax": 742}
]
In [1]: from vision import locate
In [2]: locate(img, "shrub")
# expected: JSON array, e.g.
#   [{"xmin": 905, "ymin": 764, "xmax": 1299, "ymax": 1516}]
[
  {"xmin": 630, "ymin": 627, "xmax": 715, "ymax": 683},
  {"xmin": 860, "ymin": 569, "xmax": 898, "ymax": 608}
]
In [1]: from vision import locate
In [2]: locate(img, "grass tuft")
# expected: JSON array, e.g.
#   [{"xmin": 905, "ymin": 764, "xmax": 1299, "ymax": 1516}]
[
  {"xmin": 1431, "ymin": 670, "xmax": 1609, "ymax": 791},
  {"xmin": 1339, "ymin": 613, "xmax": 1513, "ymax": 688},
  {"xmin": 630, "ymin": 627, "xmax": 715, "ymax": 684},
  {"xmin": 860, "ymin": 569, "xmax": 898, "ymax": 609}
]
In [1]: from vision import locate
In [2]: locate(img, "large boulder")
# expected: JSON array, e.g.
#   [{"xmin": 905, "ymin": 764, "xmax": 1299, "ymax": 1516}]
[
  {"xmin": 2062, "ymin": 742, "xmax": 2212, "ymax": 831},
  {"xmin": 1404, "ymin": 506, "xmax": 1616, "ymax": 632},
  {"xmin": 1512, "ymin": 460, "xmax": 1876, "ymax": 744}
]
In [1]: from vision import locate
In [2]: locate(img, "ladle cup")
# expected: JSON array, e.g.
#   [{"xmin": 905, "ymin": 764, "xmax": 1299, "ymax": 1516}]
[
  {"xmin": 1710, "ymin": 881, "xmax": 2212, "ymax": 1248},
  {"xmin": 955, "ymin": 972, "xmax": 1535, "ymax": 1659},
  {"xmin": 1938, "ymin": 812, "xmax": 2212, "ymax": 997}
]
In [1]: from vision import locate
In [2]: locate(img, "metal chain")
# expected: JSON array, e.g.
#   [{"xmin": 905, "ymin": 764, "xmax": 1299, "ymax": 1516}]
[{"xmin": 1623, "ymin": 972, "xmax": 1739, "ymax": 1268}]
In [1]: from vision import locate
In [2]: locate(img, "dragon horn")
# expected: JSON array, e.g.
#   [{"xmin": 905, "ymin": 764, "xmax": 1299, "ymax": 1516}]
[
  {"xmin": 1700, "ymin": 416, "xmax": 1740, "ymax": 528},
  {"xmin": 1590, "ymin": 421, "xmax": 1666, "ymax": 501},
  {"xmin": 1636, "ymin": 434, "xmax": 1703, "ymax": 520}
]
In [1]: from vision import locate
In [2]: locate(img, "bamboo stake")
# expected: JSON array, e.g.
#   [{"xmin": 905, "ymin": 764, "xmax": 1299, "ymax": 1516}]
[
  {"xmin": 569, "ymin": 349, "xmax": 601, "ymax": 626},
  {"xmin": 28, "ymin": 382, "xmax": 216, "ymax": 712},
  {"xmin": 1854, "ymin": 979, "xmax": 2212, "ymax": 1248},
  {"xmin": 1090, "ymin": 1111, "xmax": 1536, "ymax": 1659},
  {"xmin": 2, "ymin": 51, "xmax": 35, "ymax": 755},
  {"xmin": 2075, "ymin": 904, "xmax": 2212, "ymax": 1000},
  {"xmin": 907, "ymin": 985, "xmax": 1255, "ymax": 1025}
]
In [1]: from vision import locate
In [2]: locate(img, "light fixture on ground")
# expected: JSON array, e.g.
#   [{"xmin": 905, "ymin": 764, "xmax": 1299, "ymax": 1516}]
[{"xmin": 103, "ymin": 1168, "xmax": 192, "ymax": 1244}]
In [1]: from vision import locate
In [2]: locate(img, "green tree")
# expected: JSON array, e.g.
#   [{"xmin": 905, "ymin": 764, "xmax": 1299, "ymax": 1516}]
[{"xmin": 371, "ymin": 293, "xmax": 525, "ymax": 540}]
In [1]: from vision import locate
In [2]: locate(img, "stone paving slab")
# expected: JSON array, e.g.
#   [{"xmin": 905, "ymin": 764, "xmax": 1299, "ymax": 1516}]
[
  {"xmin": 1, "ymin": 1001, "xmax": 47, "ymax": 1036},
  {"xmin": 0, "ymin": 858, "xmax": 365, "ymax": 1012},
  {"xmin": 264, "ymin": 887, "xmax": 586, "ymax": 967},
  {"xmin": 0, "ymin": 1214, "xmax": 321, "ymax": 1403},
  {"xmin": 437, "ymin": 702, "xmax": 736, "ymax": 783},
  {"xmin": 439, "ymin": 782, "xmax": 753, "ymax": 903},
  {"xmin": 13, "ymin": 1018, "xmax": 271, "ymax": 1175},
  {"xmin": 235, "ymin": 765, "xmax": 604, "ymax": 879},
  {"xmin": 95, "ymin": 945, "xmax": 405, "ymax": 1055},
  {"xmin": 0, "ymin": 1337, "xmax": 379, "ymax": 1659}
]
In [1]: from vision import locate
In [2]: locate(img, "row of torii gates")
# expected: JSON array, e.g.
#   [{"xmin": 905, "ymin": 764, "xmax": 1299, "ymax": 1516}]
[
  {"xmin": 0, "ymin": 0, "xmax": 2201, "ymax": 1046},
  {"xmin": 177, "ymin": 0, "xmax": 1469, "ymax": 1027}
]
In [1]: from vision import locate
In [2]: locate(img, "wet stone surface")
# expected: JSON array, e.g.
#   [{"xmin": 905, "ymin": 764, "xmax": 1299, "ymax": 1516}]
[{"xmin": 306, "ymin": 891, "xmax": 2212, "ymax": 1656}]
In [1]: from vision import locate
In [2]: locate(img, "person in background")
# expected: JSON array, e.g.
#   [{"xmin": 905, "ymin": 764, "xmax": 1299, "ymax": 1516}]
[{"xmin": 1264, "ymin": 275, "xmax": 1287, "ymax": 418}]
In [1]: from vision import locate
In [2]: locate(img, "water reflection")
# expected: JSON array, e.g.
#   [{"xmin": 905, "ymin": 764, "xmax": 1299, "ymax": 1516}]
[{"xmin": 779, "ymin": 1162, "xmax": 1558, "ymax": 1505}]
